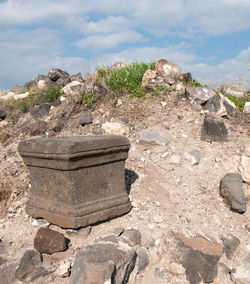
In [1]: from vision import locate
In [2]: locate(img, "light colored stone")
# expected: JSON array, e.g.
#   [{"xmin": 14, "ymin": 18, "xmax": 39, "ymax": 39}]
[
  {"xmin": 141, "ymin": 69, "xmax": 157, "ymax": 86},
  {"xmin": 56, "ymin": 260, "xmax": 72, "ymax": 278},
  {"xmin": 174, "ymin": 82, "xmax": 185, "ymax": 93},
  {"xmin": 136, "ymin": 128, "xmax": 170, "ymax": 146},
  {"xmin": 243, "ymin": 102, "xmax": 250, "ymax": 113},
  {"xmin": 169, "ymin": 155, "xmax": 181, "ymax": 164},
  {"xmin": 32, "ymin": 218, "xmax": 50, "ymax": 228},
  {"xmin": 101, "ymin": 122, "xmax": 129, "ymax": 136},
  {"xmin": 239, "ymin": 155, "xmax": 250, "ymax": 183},
  {"xmin": 0, "ymin": 91, "xmax": 15, "ymax": 101},
  {"xmin": 185, "ymin": 87, "xmax": 216, "ymax": 104},
  {"xmin": 14, "ymin": 92, "xmax": 29, "ymax": 100},
  {"xmin": 231, "ymin": 253, "xmax": 250, "ymax": 284},
  {"xmin": 184, "ymin": 150, "xmax": 200, "ymax": 165},
  {"xmin": 63, "ymin": 81, "xmax": 85, "ymax": 96},
  {"xmin": 220, "ymin": 84, "xmax": 245, "ymax": 98},
  {"xmin": 37, "ymin": 80, "xmax": 46, "ymax": 89}
]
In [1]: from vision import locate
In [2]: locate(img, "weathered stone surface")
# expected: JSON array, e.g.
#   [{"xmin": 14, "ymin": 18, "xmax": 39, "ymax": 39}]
[
  {"xmin": 239, "ymin": 155, "xmax": 250, "ymax": 183},
  {"xmin": 15, "ymin": 249, "xmax": 42, "ymax": 281},
  {"xmin": 30, "ymin": 103, "xmax": 51, "ymax": 118},
  {"xmin": 25, "ymin": 79, "xmax": 38, "ymax": 90},
  {"xmin": 30, "ymin": 119, "xmax": 48, "ymax": 136},
  {"xmin": 220, "ymin": 173, "xmax": 246, "ymax": 213},
  {"xmin": 185, "ymin": 86, "xmax": 216, "ymax": 104},
  {"xmin": 220, "ymin": 84, "xmax": 245, "ymax": 98},
  {"xmin": 80, "ymin": 112, "xmax": 93, "ymax": 126},
  {"xmin": 184, "ymin": 149, "xmax": 200, "ymax": 165},
  {"xmin": 136, "ymin": 128, "xmax": 170, "ymax": 145},
  {"xmin": 14, "ymin": 91, "xmax": 29, "ymax": 100},
  {"xmin": 56, "ymin": 259, "xmax": 72, "ymax": 277},
  {"xmin": 0, "ymin": 263, "xmax": 17, "ymax": 284},
  {"xmin": 63, "ymin": 81, "xmax": 85, "ymax": 96},
  {"xmin": 136, "ymin": 247, "xmax": 149, "ymax": 272},
  {"xmin": 141, "ymin": 69, "xmax": 156, "ymax": 86},
  {"xmin": 243, "ymin": 102, "xmax": 250, "ymax": 113},
  {"xmin": 155, "ymin": 267, "xmax": 165, "ymax": 279},
  {"xmin": 10, "ymin": 85, "xmax": 26, "ymax": 94},
  {"xmin": 176, "ymin": 234, "xmax": 223, "ymax": 284},
  {"xmin": 71, "ymin": 243, "xmax": 136, "ymax": 284},
  {"xmin": 123, "ymin": 229, "xmax": 141, "ymax": 246},
  {"xmin": 0, "ymin": 110, "xmax": 7, "ymax": 120},
  {"xmin": 18, "ymin": 135, "xmax": 131, "ymax": 228},
  {"xmin": 101, "ymin": 122, "xmax": 130, "ymax": 135},
  {"xmin": 70, "ymin": 72, "xmax": 84, "ymax": 83},
  {"xmin": 220, "ymin": 234, "xmax": 240, "ymax": 259},
  {"xmin": 0, "ymin": 91, "xmax": 15, "ymax": 101},
  {"xmin": 34, "ymin": 228, "xmax": 67, "ymax": 254},
  {"xmin": 155, "ymin": 59, "xmax": 180, "ymax": 84},
  {"xmin": 201, "ymin": 114, "xmax": 228, "ymax": 142},
  {"xmin": 204, "ymin": 93, "xmax": 236, "ymax": 117},
  {"xmin": 48, "ymin": 68, "xmax": 70, "ymax": 84},
  {"xmin": 231, "ymin": 253, "xmax": 250, "ymax": 284}
]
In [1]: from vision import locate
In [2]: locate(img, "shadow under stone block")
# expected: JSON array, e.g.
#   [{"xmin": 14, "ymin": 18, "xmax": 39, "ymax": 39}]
[{"xmin": 18, "ymin": 135, "xmax": 131, "ymax": 229}]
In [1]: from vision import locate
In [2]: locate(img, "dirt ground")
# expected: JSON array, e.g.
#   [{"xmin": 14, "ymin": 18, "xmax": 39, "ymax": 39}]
[{"xmin": 0, "ymin": 91, "xmax": 249, "ymax": 283}]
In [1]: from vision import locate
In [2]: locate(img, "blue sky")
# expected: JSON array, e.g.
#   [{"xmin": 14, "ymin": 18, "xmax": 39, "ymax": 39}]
[{"xmin": 0, "ymin": 0, "xmax": 249, "ymax": 90}]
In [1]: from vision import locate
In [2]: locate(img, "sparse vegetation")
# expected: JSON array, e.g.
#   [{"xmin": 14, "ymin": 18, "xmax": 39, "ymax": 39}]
[
  {"xmin": 225, "ymin": 93, "xmax": 250, "ymax": 112},
  {"xmin": 180, "ymin": 78, "xmax": 207, "ymax": 87},
  {"xmin": 97, "ymin": 62, "xmax": 155, "ymax": 98},
  {"xmin": 0, "ymin": 85, "xmax": 63, "ymax": 121},
  {"xmin": 80, "ymin": 91, "xmax": 97, "ymax": 108}
]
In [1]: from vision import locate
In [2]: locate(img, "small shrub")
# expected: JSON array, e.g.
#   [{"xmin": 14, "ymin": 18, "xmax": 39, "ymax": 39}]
[
  {"xmin": 81, "ymin": 92, "xmax": 96, "ymax": 108},
  {"xmin": 180, "ymin": 78, "xmax": 204, "ymax": 87},
  {"xmin": 97, "ymin": 62, "xmax": 155, "ymax": 98}
]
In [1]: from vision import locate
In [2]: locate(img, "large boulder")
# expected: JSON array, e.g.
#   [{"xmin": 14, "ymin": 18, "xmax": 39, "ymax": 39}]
[
  {"xmin": 185, "ymin": 86, "xmax": 216, "ymax": 104},
  {"xmin": 15, "ymin": 250, "xmax": 42, "ymax": 281},
  {"xmin": 203, "ymin": 93, "xmax": 236, "ymax": 117},
  {"xmin": 34, "ymin": 228, "xmax": 67, "ymax": 255},
  {"xmin": 48, "ymin": 68, "xmax": 71, "ymax": 86},
  {"xmin": 201, "ymin": 114, "xmax": 228, "ymax": 142},
  {"xmin": 155, "ymin": 59, "xmax": 180, "ymax": 84},
  {"xmin": 220, "ymin": 173, "xmax": 246, "ymax": 213},
  {"xmin": 71, "ymin": 243, "xmax": 136, "ymax": 284},
  {"xmin": 175, "ymin": 234, "xmax": 223, "ymax": 284}
]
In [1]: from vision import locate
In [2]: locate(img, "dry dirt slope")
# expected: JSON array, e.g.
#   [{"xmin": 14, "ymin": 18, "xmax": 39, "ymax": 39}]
[{"xmin": 0, "ymin": 91, "xmax": 249, "ymax": 283}]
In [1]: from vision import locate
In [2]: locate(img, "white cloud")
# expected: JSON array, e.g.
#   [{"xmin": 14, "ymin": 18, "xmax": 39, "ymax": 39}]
[
  {"xmin": 1, "ymin": 0, "xmax": 249, "ymax": 35},
  {"xmin": 74, "ymin": 31, "xmax": 145, "ymax": 51}
]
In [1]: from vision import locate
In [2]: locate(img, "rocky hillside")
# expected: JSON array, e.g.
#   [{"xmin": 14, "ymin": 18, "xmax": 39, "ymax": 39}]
[{"xmin": 0, "ymin": 60, "xmax": 249, "ymax": 284}]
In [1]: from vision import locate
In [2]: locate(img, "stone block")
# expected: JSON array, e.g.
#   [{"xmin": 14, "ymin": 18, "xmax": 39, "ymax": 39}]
[{"xmin": 18, "ymin": 135, "xmax": 131, "ymax": 228}]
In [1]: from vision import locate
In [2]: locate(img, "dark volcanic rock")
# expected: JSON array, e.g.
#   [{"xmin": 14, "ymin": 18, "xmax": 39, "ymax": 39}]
[
  {"xmin": 220, "ymin": 173, "xmax": 246, "ymax": 213},
  {"xmin": 220, "ymin": 234, "xmax": 240, "ymax": 259},
  {"xmin": 34, "ymin": 228, "xmax": 67, "ymax": 255},
  {"xmin": 175, "ymin": 234, "xmax": 223, "ymax": 284},
  {"xmin": 30, "ymin": 120, "xmax": 48, "ymax": 136},
  {"xmin": 48, "ymin": 69, "xmax": 71, "ymax": 86},
  {"xmin": 31, "ymin": 103, "xmax": 51, "ymax": 118},
  {"xmin": 70, "ymin": 72, "xmax": 84, "ymax": 83},
  {"xmin": 201, "ymin": 114, "xmax": 228, "ymax": 142},
  {"xmin": 0, "ymin": 110, "xmax": 7, "ymax": 120},
  {"xmin": 80, "ymin": 112, "xmax": 93, "ymax": 126},
  {"xmin": 15, "ymin": 249, "xmax": 42, "ymax": 281},
  {"xmin": 71, "ymin": 243, "xmax": 136, "ymax": 284}
]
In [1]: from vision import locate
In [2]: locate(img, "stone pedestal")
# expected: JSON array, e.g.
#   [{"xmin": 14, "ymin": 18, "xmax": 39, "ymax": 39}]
[{"xmin": 18, "ymin": 136, "xmax": 131, "ymax": 228}]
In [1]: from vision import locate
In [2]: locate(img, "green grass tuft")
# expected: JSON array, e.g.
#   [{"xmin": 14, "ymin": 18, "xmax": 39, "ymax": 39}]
[
  {"xmin": 225, "ymin": 94, "xmax": 250, "ymax": 112},
  {"xmin": 97, "ymin": 62, "xmax": 155, "ymax": 98}
]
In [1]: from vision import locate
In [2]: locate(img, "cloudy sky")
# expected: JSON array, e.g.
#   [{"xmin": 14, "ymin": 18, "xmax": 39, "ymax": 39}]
[{"xmin": 0, "ymin": 0, "xmax": 249, "ymax": 90}]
